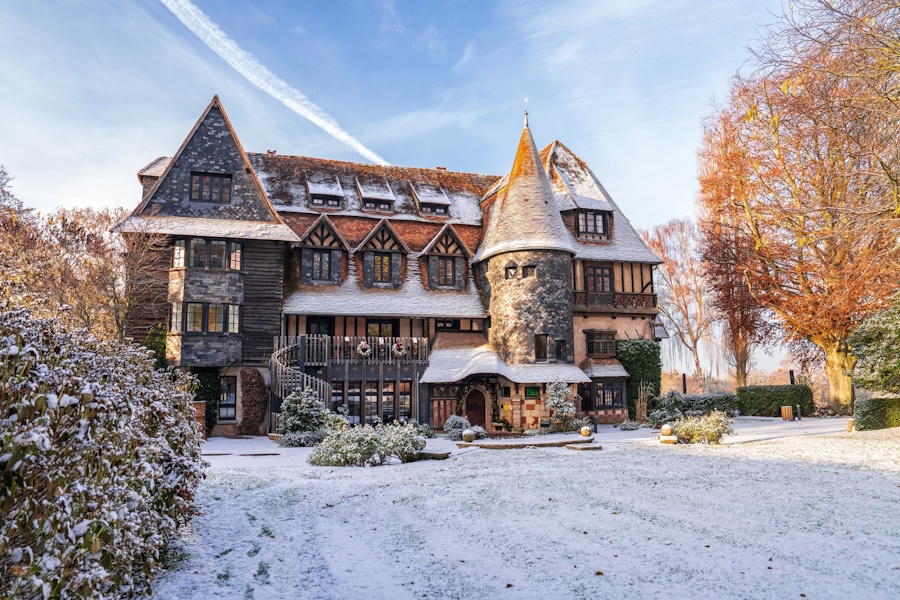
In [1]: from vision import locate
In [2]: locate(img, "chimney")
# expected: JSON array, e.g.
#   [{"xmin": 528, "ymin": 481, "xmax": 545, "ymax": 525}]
[
  {"xmin": 266, "ymin": 149, "xmax": 277, "ymax": 155},
  {"xmin": 435, "ymin": 166, "xmax": 447, "ymax": 172}
]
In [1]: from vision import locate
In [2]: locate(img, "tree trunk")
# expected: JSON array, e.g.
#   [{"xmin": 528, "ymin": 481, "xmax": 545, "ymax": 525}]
[
  {"xmin": 691, "ymin": 348, "xmax": 703, "ymax": 380},
  {"xmin": 822, "ymin": 340, "xmax": 857, "ymax": 413},
  {"xmin": 732, "ymin": 329, "xmax": 751, "ymax": 389}
]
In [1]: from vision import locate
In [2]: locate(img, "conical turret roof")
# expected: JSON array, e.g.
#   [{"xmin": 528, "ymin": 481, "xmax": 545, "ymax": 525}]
[{"xmin": 475, "ymin": 115, "xmax": 574, "ymax": 262}]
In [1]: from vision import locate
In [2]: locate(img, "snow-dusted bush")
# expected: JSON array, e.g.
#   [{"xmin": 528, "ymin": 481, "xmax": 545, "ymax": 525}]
[
  {"xmin": 618, "ymin": 420, "xmax": 642, "ymax": 431},
  {"xmin": 0, "ymin": 306, "xmax": 205, "ymax": 598},
  {"xmin": 405, "ymin": 421, "xmax": 435, "ymax": 438},
  {"xmin": 646, "ymin": 391, "xmax": 685, "ymax": 428},
  {"xmin": 671, "ymin": 410, "xmax": 734, "ymax": 444},
  {"xmin": 443, "ymin": 414, "xmax": 470, "ymax": 440},
  {"xmin": 278, "ymin": 389, "xmax": 328, "ymax": 435},
  {"xmin": 307, "ymin": 422, "xmax": 426, "ymax": 467},
  {"xmin": 279, "ymin": 430, "xmax": 327, "ymax": 448},
  {"xmin": 547, "ymin": 382, "xmax": 578, "ymax": 431}
]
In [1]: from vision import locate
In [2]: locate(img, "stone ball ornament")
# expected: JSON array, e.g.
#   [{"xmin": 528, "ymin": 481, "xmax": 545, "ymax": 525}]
[
  {"xmin": 580, "ymin": 426, "xmax": 592, "ymax": 437},
  {"xmin": 660, "ymin": 423, "xmax": 674, "ymax": 436},
  {"xmin": 462, "ymin": 429, "xmax": 476, "ymax": 443}
]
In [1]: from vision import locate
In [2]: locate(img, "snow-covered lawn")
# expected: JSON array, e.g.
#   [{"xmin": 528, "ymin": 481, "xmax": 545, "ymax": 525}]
[{"xmin": 155, "ymin": 421, "xmax": 900, "ymax": 599}]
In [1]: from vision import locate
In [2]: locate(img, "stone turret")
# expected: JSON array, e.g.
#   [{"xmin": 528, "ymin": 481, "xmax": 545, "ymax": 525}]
[{"xmin": 476, "ymin": 115, "xmax": 575, "ymax": 365}]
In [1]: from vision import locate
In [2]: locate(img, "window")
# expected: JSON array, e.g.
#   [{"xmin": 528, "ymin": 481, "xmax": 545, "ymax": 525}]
[
  {"xmin": 347, "ymin": 383, "xmax": 361, "ymax": 424},
  {"xmin": 576, "ymin": 210, "xmax": 609, "ymax": 240},
  {"xmin": 185, "ymin": 303, "xmax": 204, "ymax": 332},
  {"xmin": 331, "ymin": 386, "xmax": 344, "ymax": 414},
  {"xmin": 586, "ymin": 331, "xmax": 616, "ymax": 357},
  {"xmin": 191, "ymin": 172, "xmax": 231, "ymax": 203},
  {"xmin": 209, "ymin": 240, "xmax": 227, "ymax": 269},
  {"xmin": 363, "ymin": 199, "xmax": 392, "ymax": 211},
  {"xmin": 555, "ymin": 340, "xmax": 566, "ymax": 361},
  {"xmin": 524, "ymin": 386, "xmax": 541, "ymax": 398},
  {"xmin": 500, "ymin": 386, "xmax": 511, "ymax": 398},
  {"xmin": 435, "ymin": 319, "xmax": 460, "ymax": 331},
  {"xmin": 312, "ymin": 195, "xmax": 341, "ymax": 208},
  {"xmin": 585, "ymin": 265, "xmax": 613, "ymax": 293},
  {"xmin": 373, "ymin": 252, "xmax": 392, "ymax": 283},
  {"xmin": 535, "ymin": 334, "xmax": 549, "ymax": 362},
  {"xmin": 522, "ymin": 265, "xmax": 536, "ymax": 278},
  {"xmin": 366, "ymin": 319, "xmax": 395, "ymax": 337},
  {"xmin": 398, "ymin": 382, "xmax": 412, "ymax": 420},
  {"xmin": 228, "ymin": 305, "xmax": 240, "ymax": 334},
  {"xmin": 437, "ymin": 257, "xmax": 456, "ymax": 286},
  {"xmin": 170, "ymin": 302, "xmax": 182, "ymax": 333},
  {"xmin": 229, "ymin": 242, "xmax": 242, "ymax": 270},
  {"xmin": 311, "ymin": 249, "xmax": 331, "ymax": 281},
  {"xmin": 597, "ymin": 379, "xmax": 624, "ymax": 408},
  {"xmin": 173, "ymin": 240, "xmax": 185, "ymax": 268},
  {"xmin": 505, "ymin": 266, "xmax": 517, "ymax": 280},
  {"xmin": 189, "ymin": 239, "xmax": 206, "ymax": 268},
  {"xmin": 207, "ymin": 303, "xmax": 225, "ymax": 333},
  {"xmin": 420, "ymin": 203, "xmax": 447, "ymax": 215},
  {"xmin": 365, "ymin": 383, "xmax": 379, "ymax": 424},
  {"xmin": 382, "ymin": 382, "xmax": 395, "ymax": 423},
  {"xmin": 219, "ymin": 376, "xmax": 236, "ymax": 420}
]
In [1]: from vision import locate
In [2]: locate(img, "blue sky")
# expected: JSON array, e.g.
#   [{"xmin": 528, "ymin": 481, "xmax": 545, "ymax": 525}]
[{"xmin": 0, "ymin": 0, "xmax": 778, "ymax": 227}]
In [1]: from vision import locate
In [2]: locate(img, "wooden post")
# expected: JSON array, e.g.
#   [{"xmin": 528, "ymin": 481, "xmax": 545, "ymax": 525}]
[
  {"xmin": 789, "ymin": 370, "xmax": 795, "ymax": 385},
  {"xmin": 682, "ymin": 373, "xmax": 687, "ymax": 394}
]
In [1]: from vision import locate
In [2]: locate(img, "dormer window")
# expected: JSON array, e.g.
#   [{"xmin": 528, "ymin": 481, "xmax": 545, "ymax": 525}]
[
  {"xmin": 363, "ymin": 199, "xmax": 393, "ymax": 212},
  {"xmin": 420, "ymin": 203, "xmax": 448, "ymax": 215},
  {"xmin": 311, "ymin": 195, "xmax": 341, "ymax": 208},
  {"xmin": 576, "ymin": 210, "xmax": 610, "ymax": 241},
  {"xmin": 505, "ymin": 266, "xmax": 517, "ymax": 280},
  {"xmin": 191, "ymin": 172, "xmax": 231, "ymax": 203}
]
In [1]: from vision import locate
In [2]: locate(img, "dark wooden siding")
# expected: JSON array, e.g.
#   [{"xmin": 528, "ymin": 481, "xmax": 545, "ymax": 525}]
[{"xmin": 242, "ymin": 240, "xmax": 286, "ymax": 365}]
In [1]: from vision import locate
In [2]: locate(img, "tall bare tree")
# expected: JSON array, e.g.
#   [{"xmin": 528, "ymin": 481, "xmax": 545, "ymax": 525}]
[{"xmin": 643, "ymin": 218, "xmax": 713, "ymax": 378}]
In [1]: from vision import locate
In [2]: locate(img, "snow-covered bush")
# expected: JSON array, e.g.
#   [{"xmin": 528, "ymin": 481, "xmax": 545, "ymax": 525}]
[
  {"xmin": 671, "ymin": 410, "xmax": 734, "ymax": 444},
  {"xmin": 405, "ymin": 421, "xmax": 435, "ymax": 438},
  {"xmin": 0, "ymin": 306, "xmax": 205, "ymax": 598},
  {"xmin": 547, "ymin": 381, "xmax": 577, "ymax": 431},
  {"xmin": 618, "ymin": 420, "xmax": 642, "ymax": 431},
  {"xmin": 646, "ymin": 391, "xmax": 685, "ymax": 428},
  {"xmin": 280, "ymin": 430, "xmax": 327, "ymax": 447},
  {"xmin": 278, "ymin": 389, "xmax": 328, "ymax": 434},
  {"xmin": 307, "ymin": 422, "xmax": 426, "ymax": 467},
  {"xmin": 443, "ymin": 414, "xmax": 470, "ymax": 440}
]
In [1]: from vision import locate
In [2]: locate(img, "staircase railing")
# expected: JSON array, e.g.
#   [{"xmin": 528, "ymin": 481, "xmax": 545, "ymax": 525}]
[{"xmin": 269, "ymin": 339, "xmax": 333, "ymax": 433}]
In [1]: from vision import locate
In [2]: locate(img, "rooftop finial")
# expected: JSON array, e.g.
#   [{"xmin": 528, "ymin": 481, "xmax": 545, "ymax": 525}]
[{"xmin": 524, "ymin": 97, "xmax": 529, "ymax": 127}]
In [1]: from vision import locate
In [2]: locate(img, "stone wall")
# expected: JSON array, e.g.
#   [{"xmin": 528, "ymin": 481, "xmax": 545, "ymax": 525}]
[
  {"xmin": 174, "ymin": 334, "xmax": 242, "ymax": 367},
  {"xmin": 484, "ymin": 249, "xmax": 574, "ymax": 364},
  {"xmin": 168, "ymin": 269, "xmax": 244, "ymax": 304}
]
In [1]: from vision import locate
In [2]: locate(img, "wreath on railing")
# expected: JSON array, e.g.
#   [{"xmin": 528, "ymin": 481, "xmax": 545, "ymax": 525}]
[
  {"xmin": 390, "ymin": 341, "xmax": 407, "ymax": 359},
  {"xmin": 356, "ymin": 340, "xmax": 372, "ymax": 358}
]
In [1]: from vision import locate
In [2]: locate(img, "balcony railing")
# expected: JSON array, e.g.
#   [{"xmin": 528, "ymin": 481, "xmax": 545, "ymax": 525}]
[
  {"xmin": 273, "ymin": 335, "xmax": 430, "ymax": 366},
  {"xmin": 572, "ymin": 291, "xmax": 657, "ymax": 308}
]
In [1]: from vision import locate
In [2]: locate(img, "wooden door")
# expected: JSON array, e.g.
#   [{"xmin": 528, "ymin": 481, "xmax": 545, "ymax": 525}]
[{"xmin": 465, "ymin": 390, "xmax": 486, "ymax": 427}]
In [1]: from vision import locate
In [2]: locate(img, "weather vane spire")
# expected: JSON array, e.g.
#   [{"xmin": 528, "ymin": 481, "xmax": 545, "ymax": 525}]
[{"xmin": 524, "ymin": 96, "xmax": 529, "ymax": 127}]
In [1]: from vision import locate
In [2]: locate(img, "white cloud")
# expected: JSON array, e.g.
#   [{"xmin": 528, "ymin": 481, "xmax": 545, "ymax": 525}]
[
  {"xmin": 451, "ymin": 42, "xmax": 475, "ymax": 73},
  {"xmin": 161, "ymin": 0, "xmax": 389, "ymax": 165}
]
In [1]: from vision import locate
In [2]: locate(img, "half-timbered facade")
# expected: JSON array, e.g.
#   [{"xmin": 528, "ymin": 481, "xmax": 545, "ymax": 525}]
[{"xmin": 118, "ymin": 97, "xmax": 662, "ymax": 435}]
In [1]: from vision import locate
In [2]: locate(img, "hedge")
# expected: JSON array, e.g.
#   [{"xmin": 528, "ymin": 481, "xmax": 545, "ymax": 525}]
[
  {"xmin": 854, "ymin": 397, "xmax": 900, "ymax": 431},
  {"xmin": 736, "ymin": 385, "xmax": 815, "ymax": 417},
  {"xmin": 682, "ymin": 392, "xmax": 740, "ymax": 416},
  {"xmin": 616, "ymin": 339, "xmax": 662, "ymax": 419}
]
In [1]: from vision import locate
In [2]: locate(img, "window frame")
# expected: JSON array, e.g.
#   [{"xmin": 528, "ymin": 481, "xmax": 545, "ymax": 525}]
[
  {"xmin": 229, "ymin": 242, "xmax": 243, "ymax": 271},
  {"xmin": 535, "ymin": 334, "xmax": 549, "ymax": 362},
  {"xmin": 208, "ymin": 240, "xmax": 227, "ymax": 270},
  {"xmin": 373, "ymin": 252, "xmax": 392, "ymax": 283},
  {"xmin": 173, "ymin": 239, "xmax": 185, "ymax": 268},
  {"xmin": 524, "ymin": 386, "xmax": 541, "ymax": 399},
  {"xmin": 185, "ymin": 302, "xmax": 204, "ymax": 333},
  {"xmin": 555, "ymin": 340, "xmax": 566, "ymax": 362},
  {"xmin": 586, "ymin": 331, "xmax": 617, "ymax": 357},
  {"xmin": 191, "ymin": 172, "xmax": 232, "ymax": 203},
  {"xmin": 219, "ymin": 376, "xmax": 237, "ymax": 421},
  {"xmin": 228, "ymin": 304, "xmax": 241, "ymax": 334},
  {"xmin": 584, "ymin": 264, "xmax": 614, "ymax": 293},
  {"xmin": 575, "ymin": 210, "xmax": 609, "ymax": 240},
  {"xmin": 398, "ymin": 381, "xmax": 412, "ymax": 421},
  {"xmin": 505, "ymin": 266, "xmax": 517, "ymax": 280},
  {"xmin": 437, "ymin": 256, "xmax": 456, "ymax": 287},
  {"xmin": 170, "ymin": 302, "xmax": 183, "ymax": 333},
  {"xmin": 207, "ymin": 303, "xmax": 225, "ymax": 333},
  {"xmin": 435, "ymin": 318, "xmax": 460, "ymax": 331},
  {"xmin": 188, "ymin": 238, "xmax": 207, "ymax": 269},
  {"xmin": 311, "ymin": 249, "xmax": 332, "ymax": 281},
  {"xmin": 522, "ymin": 265, "xmax": 536, "ymax": 278}
]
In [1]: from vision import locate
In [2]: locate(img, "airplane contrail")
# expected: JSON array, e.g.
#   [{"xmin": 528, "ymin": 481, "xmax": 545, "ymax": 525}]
[{"xmin": 161, "ymin": 0, "xmax": 390, "ymax": 165}]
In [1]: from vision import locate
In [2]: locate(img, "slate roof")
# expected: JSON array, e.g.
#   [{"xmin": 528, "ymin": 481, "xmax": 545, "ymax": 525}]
[
  {"xmin": 420, "ymin": 333, "xmax": 591, "ymax": 384},
  {"xmin": 113, "ymin": 215, "xmax": 299, "ymax": 242},
  {"xmin": 474, "ymin": 116, "xmax": 575, "ymax": 262},
  {"xmin": 580, "ymin": 358, "xmax": 630, "ymax": 379}
]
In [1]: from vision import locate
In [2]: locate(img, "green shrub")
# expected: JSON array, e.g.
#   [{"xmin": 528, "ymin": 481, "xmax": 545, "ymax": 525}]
[
  {"xmin": 616, "ymin": 339, "xmax": 662, "ymax": 419},
  {"xmin": 672, "ymin": 410, "xmax": 735, "ymax": 444},
  {"xmin": 683, "ymin": 392, "xmax": 739, "ymax": 416},
  {"xmin": 854, "ymin": 397, "xmax": 900, "ymax": 431},
  {"xmin": 737, "ymin": 385, "xmax": 814, "ymax": 417}
]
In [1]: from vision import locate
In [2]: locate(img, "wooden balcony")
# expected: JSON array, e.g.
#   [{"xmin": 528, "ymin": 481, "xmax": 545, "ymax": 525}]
[
  {"xmin": 572, "ymin": 291, "xmax": 657, "ymax": 310},
  {"xmin": 273, "ymin": 335, "xmax": 430, "ymax": 367}
]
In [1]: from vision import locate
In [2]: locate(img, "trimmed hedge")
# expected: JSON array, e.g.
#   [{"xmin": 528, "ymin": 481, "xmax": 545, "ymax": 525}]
[
  {"xmin": 736, "ymin": 385, "xmax": 815, "ymax": 417},
  {"xmin": 854, "ymin": 397, "xmax": 900, "ymax": 431},
  {"xmin": 616, "ymin": 339, "xmax": 662, "ymax": 419}
]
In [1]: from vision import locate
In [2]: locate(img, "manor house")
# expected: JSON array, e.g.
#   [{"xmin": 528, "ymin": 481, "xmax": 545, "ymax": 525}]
[{"xmin": 116, "ymin": 96, "xmax": 664, "ymax": 435}]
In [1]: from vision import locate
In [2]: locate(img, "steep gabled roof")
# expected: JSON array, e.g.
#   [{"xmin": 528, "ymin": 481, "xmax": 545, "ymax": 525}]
[
  {"xmin": 355, "ymin": 218, "xmax": 411, "ymax": 254},
  {"xmin": 474, "ymin": 115, "xmax": 574, "ymax": 262},
  {"xmin": 132, "ymin": 95, "xmax": 286, "ymax": 225},
  {"xmin": 421, "ymin": 224, "xmax": 472, "ymax": 258},
  {"xmin": 296, "ymin": 214, "xmax": 351, "ymax": 251}
]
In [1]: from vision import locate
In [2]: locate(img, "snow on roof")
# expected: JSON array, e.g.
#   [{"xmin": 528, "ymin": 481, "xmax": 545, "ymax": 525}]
[
  {"xmin": 356, "ymin": 177, "xmax": 396, "ymax": 201},
  {"xmin": 137, "ymin": 156, "xmax": 171, "ymax": 180},
  {"xmin": 282, "ymin": 252, "xmax": 487, "ymax": 318},
  {"xmin": 411, "ymin": 182, "xmax": 451, "ymax": 206},
  {"xmin": 420, "ymin": 333, "xmax": 591, "ymax": 384},
  {"xmin": 113, "ymin": 215, "xmax": 300, "ymax": 242},
  {"xmin": 543, "ymin": 141, "xmax": 662, "ymax": 265},
  {"xmin": 474, "ymin": 121, "xmax": 574, "ymax": 262},
  {"xmin": 580, "ymin": 358, "xmax": 629, "ymax": 379},
  {"xmin": 653, "ymin": 320, "xmax": 670, "ymax": 340},
  {"xmin": 307, "ymin": 174, "xmax": 343, "ymax": 197},
  {"xmin": 248, "ymin": 153, "xmax": 497, "ymax": 227}
]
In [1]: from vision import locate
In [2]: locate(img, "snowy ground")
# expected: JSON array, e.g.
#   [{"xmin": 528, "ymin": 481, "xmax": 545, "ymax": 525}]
[{"xmin": 154, "ymin": 419, "xmax": 900, "ymax": 599}]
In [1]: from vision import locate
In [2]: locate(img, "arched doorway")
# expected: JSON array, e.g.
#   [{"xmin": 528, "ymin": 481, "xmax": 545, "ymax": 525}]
[{"xmin": 465, "ymin": 389, "xmax": 486, "ymax": 428}]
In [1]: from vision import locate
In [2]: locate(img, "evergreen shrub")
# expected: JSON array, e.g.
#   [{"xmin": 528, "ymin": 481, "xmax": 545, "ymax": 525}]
[
  {"xmin": 616, "ymin": 339, "xmax": 662, "ymax": 419},
  {"xmin": 308, "ymin": 422, "xmax": 426, "ymax": 467},
  {"xmin": 238, "ymin": 369, "xmax": 267, "ymax": 436},
  {"xmin": 276, "ymin": 389, "xmax": 334, "ymax": 447},
  {"xmin": 645, "ymin": 391, "xmax": 738, "ymax": 428},
  {"xmin": 854, "ymin": 397, "xmax": 900, "ymax": 431},
  {"xmin": 671, "ymin": 410, "xmax": 734, "ymax": 444},
  {"xmin": 737, "ymin": 385, "xmax": 814, "ymax": 417}
]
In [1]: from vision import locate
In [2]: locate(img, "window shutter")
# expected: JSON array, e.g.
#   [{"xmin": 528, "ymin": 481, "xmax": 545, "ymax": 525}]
[
  {"xmin": 390, "ymin": 252, "xmax": 402, "ymax": 288},
  {"xmin": 454, "ymin": 257, "xmax": 465, "ymax": 290},
  {"xmin": 330, "ymin": 249, "xmax": 342, "ymax": 284}
]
